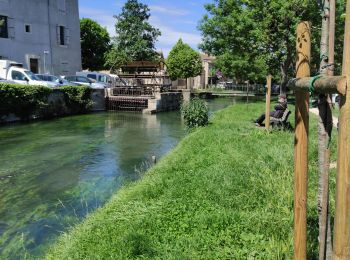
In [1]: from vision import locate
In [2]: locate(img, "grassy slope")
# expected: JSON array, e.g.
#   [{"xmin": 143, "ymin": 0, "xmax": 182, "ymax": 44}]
[{"xmin": 46, "ymin": 101, "xmax": 337, "ymax": 259}]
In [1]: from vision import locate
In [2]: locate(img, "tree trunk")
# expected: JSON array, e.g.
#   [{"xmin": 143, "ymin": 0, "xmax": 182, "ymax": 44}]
[
  {"xmin": 280, "ymin": 64, "xmax": 288, "ymax": 95},
  {"xmin": 317, "ymin": 1, "xmax": 333, "ymax": 259},
  {"xmin": 280, "ymin": 50, "xmax": 293, "ymax": 95}
]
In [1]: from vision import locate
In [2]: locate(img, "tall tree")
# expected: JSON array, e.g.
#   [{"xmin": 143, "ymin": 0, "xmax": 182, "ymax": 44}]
[
  {"xmin": 106, "ymin": 0, "xmax": 161, "ymax": 70},
  {"xmin": 316, "ymin": 1, "xmax": 333, "ymax": 258},
  {"xmin": 167, "ymin": 39, "xmax": 203, "ymax": 89},
  {"xmin": 80, "ymin": 18, "xmax": 110, "ymax": 71},
  {"xmin": 199, "ymin": 0, "xmax": 320, "ymax": 89}
]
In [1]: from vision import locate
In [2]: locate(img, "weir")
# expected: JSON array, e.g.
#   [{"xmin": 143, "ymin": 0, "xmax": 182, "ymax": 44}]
[
  {"xmin": 106, "ymin": 61, "xmax": 183, "ymax": 113},
  {"xmin": 105, "ymin": 87, "xmax": 183, "ymax": 113}
]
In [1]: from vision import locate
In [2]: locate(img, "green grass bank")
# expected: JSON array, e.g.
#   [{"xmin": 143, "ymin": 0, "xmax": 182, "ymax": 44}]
[{"xmin": 46, "ymin": 101, "xmax": 337, "ymax": 259}]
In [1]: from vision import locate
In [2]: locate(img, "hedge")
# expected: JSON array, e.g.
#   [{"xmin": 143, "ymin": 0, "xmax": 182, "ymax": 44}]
[{"xmin": 0, "ymin": 83, "xmax": 92, "ymax": 122}]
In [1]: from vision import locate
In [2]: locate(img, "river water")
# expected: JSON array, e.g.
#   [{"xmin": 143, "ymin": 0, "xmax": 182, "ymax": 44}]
[{"xmin": 0, "ymin": 98, "xmax": 237, "ymax": 258}]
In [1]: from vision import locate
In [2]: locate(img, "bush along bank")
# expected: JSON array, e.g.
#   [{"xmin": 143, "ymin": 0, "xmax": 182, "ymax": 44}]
[
  {"xmin": 0, "ymin": 84, "xmax": 92, "ymax": 123},
  {"xmin": 181, "ymin": 98, "xmax": 209, "ymax": 128},
  {"xmin": 46, "ymin": 101, "xmax": 337, "ymax": 259}
]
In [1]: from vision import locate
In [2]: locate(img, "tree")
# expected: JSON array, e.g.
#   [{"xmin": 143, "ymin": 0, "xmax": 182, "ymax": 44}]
[
  {"xmin": 106, "ymin": 0, "xmax": 161, "ymax": 70},
  {"xmin": 166, "ymin": 39, "xmax": 203, "ymax": 89},
  {"xmin": 80, "ymin": 18, "xmax": 110, "ymax": 71},
  {"xmin": 199, "ymin": 0, "xmax": 320, "ymax": 89}
]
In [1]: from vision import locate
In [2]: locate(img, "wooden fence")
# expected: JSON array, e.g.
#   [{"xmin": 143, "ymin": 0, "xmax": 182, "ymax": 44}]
[{"xmin": 287, "ymin": 4, "xmax": 350, "ymax": 257}]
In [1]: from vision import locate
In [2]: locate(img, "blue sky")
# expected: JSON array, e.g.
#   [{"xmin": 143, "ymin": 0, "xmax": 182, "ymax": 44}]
[{"xmin": 79, "ymin": 0, "xmax": 209, "ymax": 57}]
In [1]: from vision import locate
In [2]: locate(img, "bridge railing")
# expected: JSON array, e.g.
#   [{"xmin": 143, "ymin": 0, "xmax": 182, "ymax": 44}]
[{"xmin": 208, "ymin": 83, "xmax": 278, "ymax": 94}]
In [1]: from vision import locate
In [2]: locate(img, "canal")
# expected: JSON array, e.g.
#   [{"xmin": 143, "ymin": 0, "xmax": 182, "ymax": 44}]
[{"xmin": 0, "ymin": 97, "xmax": 238, "ymax": 258}]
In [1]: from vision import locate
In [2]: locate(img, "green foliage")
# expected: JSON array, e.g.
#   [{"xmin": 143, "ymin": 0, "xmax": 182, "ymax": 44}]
[
  {"xmin": 80, "ymin": 18, "xmax": 111, "ymax": 71},
  {"xmin": 59, "ymin": 86, "xmax": 93, "ymax": 114},
  {"xmin": 166, "ymin": 39, "xmax": 203, "ymax": 82},
  {"xmin": 0, "ymin": 84, "xmax": 92, "ymax": 122},
  {"xmin": 0, "ymin": 83, "xmax": 52, "ymax": 119},
  {"xmin": 181, "ymin": 98, "xmax": 209, "ymax": 128},
  {"xmin": 198, "ymin": 0, "xmax": 328, "ymax": 87},
  {"xmin": 46, "ymin": 101, "xmax": 331, "ymax": 259},
  {"xmin": 106, "ymin": 0, "xmax": 161, "ymax": 70}
]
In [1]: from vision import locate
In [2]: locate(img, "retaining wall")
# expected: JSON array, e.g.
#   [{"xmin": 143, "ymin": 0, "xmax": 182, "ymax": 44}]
[
  {"xmin": 1, "ymin": 89, "xmax": 104, "ymax": 124},
  {"xmin": 144, "ymin": 92, "xmax": 182, "ymax": 114}
]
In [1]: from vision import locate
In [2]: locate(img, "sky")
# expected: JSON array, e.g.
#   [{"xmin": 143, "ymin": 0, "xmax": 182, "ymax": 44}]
[{"xmin": 79, "ymin": 0, "xmax": 209, "ymax": 57}]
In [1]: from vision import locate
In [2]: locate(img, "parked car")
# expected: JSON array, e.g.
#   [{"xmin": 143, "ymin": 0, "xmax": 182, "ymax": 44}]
[
  {"xmin": 62, "ymin": 75, "xmax": 105, "ymax": 89},
  {"xmin": 0, "ymin": 76, "xmax": 15, "ymax": 84},
  {"xmin": 36, "ymin": 74, "xmax": 78, "ymax": 87},
  {"xmin": 0, "ymin": 60, "xmax": 56, "ymax": 87},
  {"xmin": 76, "ymin": 71, "xmax": 110, "ymax": 88},
  {"xmin": 216, "ymin": 82, "xmax": 226, "ymax": 89},
  {"xmin": 76, "ymin": 71, "xmax": 127, "ymax": 88}
]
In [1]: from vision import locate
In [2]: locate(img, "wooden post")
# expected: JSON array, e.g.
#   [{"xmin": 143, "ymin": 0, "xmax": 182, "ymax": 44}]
[
  {"xmin": 294, "ymin": 22, "xmax": 311, "ymax": 260},
  {"xmin": 333, "ymin": 0, "xmax": 350, "ymax": 258},
  {"xmin": 265, "ymin": 75, "xmax": 272, "ymax": 131},
  {"xmin": 246, "ymin": 82, "xmax": 249, "ymax": 104},
  {"xmin": 152, "ymin": 155, "xmax": 157, "ymax": 165}
]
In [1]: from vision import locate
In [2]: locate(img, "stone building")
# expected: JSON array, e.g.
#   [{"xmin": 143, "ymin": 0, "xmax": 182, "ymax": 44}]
[
  {"xmin": 0, "ymin": 0, "xmax": 81, "ymax": 75},
  {"xmin": 172, "ymin": 53, "xmax": 215, "ymax": 90}
]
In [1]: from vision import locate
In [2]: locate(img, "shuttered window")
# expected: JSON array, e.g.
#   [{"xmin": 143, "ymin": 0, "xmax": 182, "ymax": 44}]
[
  {"xmin": 59, "ymin": 26, "xmax": 65, "ymax": 45},
  {"xmin": 56, "ymin": 25, "xmax": 70, "ymax": 46},
  {"xmin": 0, "ymin": 15, "xmax": 8, "ymax": 38}
]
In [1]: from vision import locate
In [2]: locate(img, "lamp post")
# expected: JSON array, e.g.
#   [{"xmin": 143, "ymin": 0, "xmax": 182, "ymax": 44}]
[{"xmin": 43, "ymin": 50, "xmax": 49, "ymax": 74}]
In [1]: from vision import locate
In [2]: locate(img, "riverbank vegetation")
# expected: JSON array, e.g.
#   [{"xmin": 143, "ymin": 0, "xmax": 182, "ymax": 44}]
[
  {"xmin": 181, "ymin": 98, "xmax": 209, "ymax": 128},
  {"xmin": 0, "ymin": 84, "xmax": 92, "ymax": 123},
  {"xmin": 46, "ymin": 101, "xmax": 337, "ymax": 259}
]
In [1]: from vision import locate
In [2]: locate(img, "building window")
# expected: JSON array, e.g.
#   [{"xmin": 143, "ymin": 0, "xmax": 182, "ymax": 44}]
[
  {"xmin": 57, "ymin": 25, "xmax": 70, "ymax": 46},
  {"xmin": 59, "ymin": 25, "xmax": 65, "ymax": 45},
  {"xmin": 0, "ymin": 15, "xmax": 8, "ymax": 38},
  {"xmin": 25, "ymin": 24, "xmax": 31, "ymax": 33}
]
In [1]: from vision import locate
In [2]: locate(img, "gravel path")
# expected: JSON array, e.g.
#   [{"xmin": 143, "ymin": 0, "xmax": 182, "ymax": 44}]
[{"xmin": 309, "ymin": 107, "xmax": 339, "ymax": 127}]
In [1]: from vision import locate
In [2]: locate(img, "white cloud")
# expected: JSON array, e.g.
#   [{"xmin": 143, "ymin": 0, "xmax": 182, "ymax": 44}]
[
  {"xmin": 79, "ymin": 7, "xmax": 115, "ymax": 36},
  {"xmin": 158, "ymin": 48, "xmax": 172, "ymax": 58},
  {"xmin": 174, "ymin": 19, "xmax": 197, "ymax": 25},
  {"xmin": 189, "ymin": 1, "xmax": 200, "ymax": 6},
  {"xmin": 150, "ymin": 16, "xmax": 202, "ymax": 47},
  {"xmin": 79, "ymin": 7, "xmax": 203, "ymax": 57},
  {"xmin": 149, "ymin": 5, "xmax": 189, "ymax": 16}
]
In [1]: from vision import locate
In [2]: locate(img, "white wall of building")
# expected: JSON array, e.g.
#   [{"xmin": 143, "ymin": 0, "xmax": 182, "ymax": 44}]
[{"xmin": 0, "ymin": 0, "xmax": 81, "ymax": 76}]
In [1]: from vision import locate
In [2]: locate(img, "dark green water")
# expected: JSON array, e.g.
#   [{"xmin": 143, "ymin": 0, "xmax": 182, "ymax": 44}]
[{"xmin": 0, "ymin": 98, "xmax": 236, "ymax": 258}]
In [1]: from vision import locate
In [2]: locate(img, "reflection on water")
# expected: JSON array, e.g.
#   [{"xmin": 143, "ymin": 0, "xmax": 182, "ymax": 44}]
[{"xmin": 0, "ymin": 97, "xmax": 237, "ymax": 258}]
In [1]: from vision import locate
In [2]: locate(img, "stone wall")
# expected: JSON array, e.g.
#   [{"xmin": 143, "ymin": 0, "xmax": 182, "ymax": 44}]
[
  {"xmin": 144, "ymin": 92, "xmax": 182, "ymax": 114},
  {"xmin": 1, "ymin": 88, "xmax": 103, "ymax": 124},
  {"xmin": 91, "ymin": 89, "xmax": 106, "ymax": 111}
]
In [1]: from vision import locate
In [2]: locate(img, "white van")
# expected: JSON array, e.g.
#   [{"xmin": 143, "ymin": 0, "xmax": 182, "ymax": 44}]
[
  {"xmin": 0, "ymin": 60, "xmax": 56, "ymax": 87},
  {"xmin": 76, "ymin": 71, "xmax": 111, "ymax": 88},
  {"xmin": 76, "ymin": 71, "xmax": 126, "ymax": 88}
]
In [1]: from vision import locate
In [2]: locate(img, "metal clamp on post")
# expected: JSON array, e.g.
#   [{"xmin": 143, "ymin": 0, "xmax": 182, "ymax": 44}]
[{"xmin": 309, "ymin": 75, "xmax": 323, "ymax": 94}]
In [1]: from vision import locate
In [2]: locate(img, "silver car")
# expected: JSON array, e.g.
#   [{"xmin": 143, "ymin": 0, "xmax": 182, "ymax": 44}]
[
  {"xmin": 63, "ymin": 76, "xmax": 106, "ymax": 89},
  {"xmin": 36, "ymin": 74, "xmax": 78, "ymax": 87}
]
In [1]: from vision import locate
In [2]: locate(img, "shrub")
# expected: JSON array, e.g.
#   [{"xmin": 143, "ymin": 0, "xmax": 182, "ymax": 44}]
[
  {"xmin": 0, "ymin": 84, "xmax": 93, "ymax": 122},
  {"xmin": 0, "ymin": 83, "xmax": 52, "ymax": 119},
  {"xmin": 181, "ymin": 98, "xmax": 209, "ymax": 128},
  {"xmin": 59, "ymin": 86, "xmax": 93, "ymax": 114}
]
